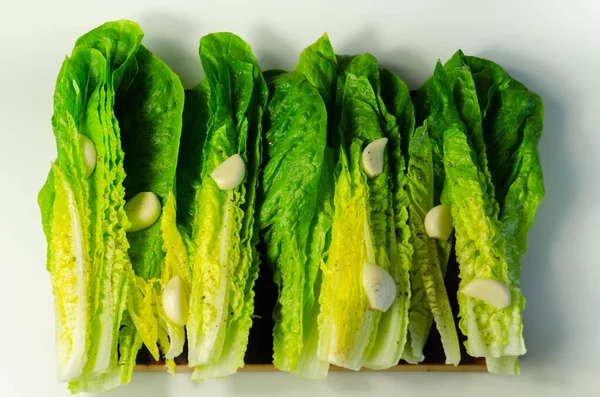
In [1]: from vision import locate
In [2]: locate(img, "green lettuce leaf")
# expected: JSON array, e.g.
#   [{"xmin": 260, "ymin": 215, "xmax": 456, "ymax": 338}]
[
  {"xmin": 258, "ymin": 71, "xmax": 332, "ymax": 375},
  {"xmin": 401, "ymin": 123, "xmax": 434, "ymax": 365},
  {"xmin": 177, "ymin": 80, "xmax": 210, "ymax": 237},
  {"xmin": 463, "ymin": 54, "xmax": 545, "ymax": 373},
  {"xmin": 114, "ymin": 43, "xmax": 187, "ymax": 364},
  {"xmin": 295, "ymin": 33, "xmax": 338, "ymax": 112},
  {"xmin": 319, "ymin": 55, "xmax": 394, "ymax": 370},
  {"xmin": 318, "ymin": 141, "xmax": 380, "ymax": 370},
  {"xmin": 443, "ymin": 52, "xmax": 499, "ymax": 219},
  {"xmin": 40, "ymin": 163, "xmax": 91, "ymax": 381},
  {"xmin": 444, "ymin": 123, "xmax": 526, "ymax": 359},
  {"xmin": 157, "ymin": 192, "xmax": 190, "ymax": 370},
  {"xmin": 282, "ymin": 34, "xmax": 339, "ymax": 379},
  {"xmin": 292, "ymin": 160, "xmax": 334, "ymax": 379},
  {"xmin": 263, "ymin": 69, "xmax": 288, "ymax": 82},
  {"xmin": 404, "ymin": 123, "xmax": 460, "ymax": 365},
  {"xmin": 116, "ymin": 44, "xmax": 185, "ymax": 281},
  {"xmin": 38, "ymin": 20, "xmax": 143, "ymax": 391},
  {"xmin": 464, "ymin": 55, "xmax": 545, "ymax": 282},
  {"xmin": 417, "ymin": 62, "xmax": 527, "ymax": 368},
  {"xmin": 379, "ymin": 69, "xmax": 414, "ymax": 158},
  {"xmin": 71, "ymin": 21, "xmax": 145, "ymax": 382},
  {"xmin": 295, "ymin": 33, "xmax": 339, "ymax": 156},
  {"xmin": 423, "ymin": 53, "xmax": 544, "ymax": 373},
  {"xmin": 186, "ymin": 33, "xmax": 267, "ymax": 379},
  {"xmin": 364, "ymin": 69, "xmax": 413, "ymax": 369},
  {"xmin": 40, "ymin": 19, "xmax": 192, "ymax": 391}
]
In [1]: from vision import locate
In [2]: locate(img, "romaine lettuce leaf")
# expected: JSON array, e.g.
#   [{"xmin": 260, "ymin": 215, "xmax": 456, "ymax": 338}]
[
  {"xmin": 292, "ymin": 165, "xmax": 334, "ymax": 379},
  {"xmin": 364, "ymin": 69, "xmax": 413, "ymax": 369},
  {"xmin": 259, "ymin": 71, "xmax": 332, "ymax": 376},
  {"xmin": 401, "ymin": 123, "xmax": 434, "ymax": 365},
  {"xmin": 39, "ymin": 20, "xmax": 143, "ymax": 391},
  {"xmin": 318, "ymin": 140, "xmax": 381, "ymax": 370},
  {"xmin": 463, "ymin": 54, "xmax": 545, "ymax": 373},
  {"xmin": 319, "ymin": 55, "xmax": 394, "ymax": 370},
  {"xmin": 399, "ymin": 120, "xmax": 454, "ymax": 365},
  {"xmin": 316, "ymin": 52, "xmax": 416, "ymax": 371},
  {"xmin": 278, "ymin": 34, "xmax": 339, "ymax": 379},
  {"xmin": 114, "ymin": 42, "xmax": 187, "ymax": 364},
  {"xmin": 295, "ymin": 33, "xmax": 339, "ymax": 154},
  {"xmin": 404, "ymin": 123, "xmax": 460, "ymax": 365},
  {"xmin": 40, "ymin": 19, "xmax": 191, "ymax": 391},
  {"xmin": 40, "ymin": 163, "xmax": 91, "ymax": 381},
  {"xmin": 186, "ymin": 33, "xmax": 267, "ymax": 379},
  {"xmin": 156, "ymin": 193, "xmax": 189, "ymax": 370},
  {"xmin": 115, "ymin": 44, "xmax": 185, "ymax": 281},
  {"xmin": 177, "ymin": 80, "xmax": 210, "ymax": 237},
  {"xmin": 424, "ymin": 53, "xmax": 544, "ymax": 373},
  {"xmin": 295, "ymin": 33, "xmax": 338, "ymax": 112},
  {"xmin": 464, "ymin": 55, "xmax": 545, "ymax": 282},
  {"xmin": 443, "ymin": 52, "xmax": 499, "ymax": 219},
  {"xmin": 444, "ymin": 123, "xmax": 526, "ymax": 359},
  {"xmin": 71, "ymin": 21, "xmax": 146, "ymax": 381},
  {"xmin": 417, "ymin": 62, "xmax": 528, "ymax": 369}
]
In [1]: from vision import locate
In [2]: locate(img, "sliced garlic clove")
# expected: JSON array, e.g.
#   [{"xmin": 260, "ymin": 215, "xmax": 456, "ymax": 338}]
[
  {"xmin": 362, "ymin": 262, "xmax": 396, "ymax": 312},
  {"xmin": 362, "ymin": 138, "xmax": 388, "ymax": 178},
  {"xmin": 211, "ymin": 154, "xmax": 246, "ymax": 190},
  {"xmin": 124, "ymin": 192, "xmax": 162, "ymax": 233},
  {"xmin": 424, "ymin": 204, "xmax": 453, "ymax": 240},
  {"xmin": 162, "ymin": 276, "xmax": 189, "ymax": 326},
  {"xmin": 79, "ymin": 134, "xmax": 96, "ymax": 178},
  {"xmin": 462, "ymin": 278, "xmax": 511, "ymax": 310}
]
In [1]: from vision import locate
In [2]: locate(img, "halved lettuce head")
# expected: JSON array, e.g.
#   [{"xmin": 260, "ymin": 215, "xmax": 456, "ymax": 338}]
[
  {"xmin": 180, "ymin": 33, "xmax": 268, "ymax": 380},
  {"xmin": 38, "ymin": 20, "xmax": 187, "ymax": 392},
  {"xmin": 413, "ymin": 52, "xmax": 544, "ymax": 374},
  {"xmin": 318, "ymin": 53, "xmax": 414, "ymax": 371}
]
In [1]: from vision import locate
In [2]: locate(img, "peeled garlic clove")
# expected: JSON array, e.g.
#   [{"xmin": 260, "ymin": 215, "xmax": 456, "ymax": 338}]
[
  {"xmin": 362, "ymin": 262, "xmax": 396, "ymax": 312},
  {"xmin": 79, "ymin": 134, "xmax": 96, "ymax": 178},
  {"xmin": 424, "ymin": 204, "xmax": 453, "ymax": 240},
  {"xmin": 462, "ymin": 278, "xmax": 511, "ymax": 310},
  {"xmin": 124, "ymin": 192, "xmax": 161, "ymax": 233},
  {"xmin": 211, "ymin": 154, "xmax": 246, "ymax": 190},
  {"xmin": 162, "ymin": 276, "xmax": 189, "ymax": 326},
  {"xmin": 362, "ymin": 138, "xmax": 388, "ymax": 178}
]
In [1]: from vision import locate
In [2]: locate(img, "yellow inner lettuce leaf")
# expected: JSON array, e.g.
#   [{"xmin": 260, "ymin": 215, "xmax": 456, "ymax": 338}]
[{"xmin": 49, "ymin": 166, "xmax": 90, "ymax": 381}]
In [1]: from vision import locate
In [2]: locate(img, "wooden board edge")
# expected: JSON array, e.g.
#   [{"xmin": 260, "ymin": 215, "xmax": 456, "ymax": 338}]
[{"xmin": 135, "ymin": 360, "xmax": 487, "ymax": 373}]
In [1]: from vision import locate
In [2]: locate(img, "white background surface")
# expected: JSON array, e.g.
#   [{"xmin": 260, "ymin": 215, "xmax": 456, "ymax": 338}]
[{"xmin": 1, "ymin": 0, "xmax": 598, "ymax": 396}]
